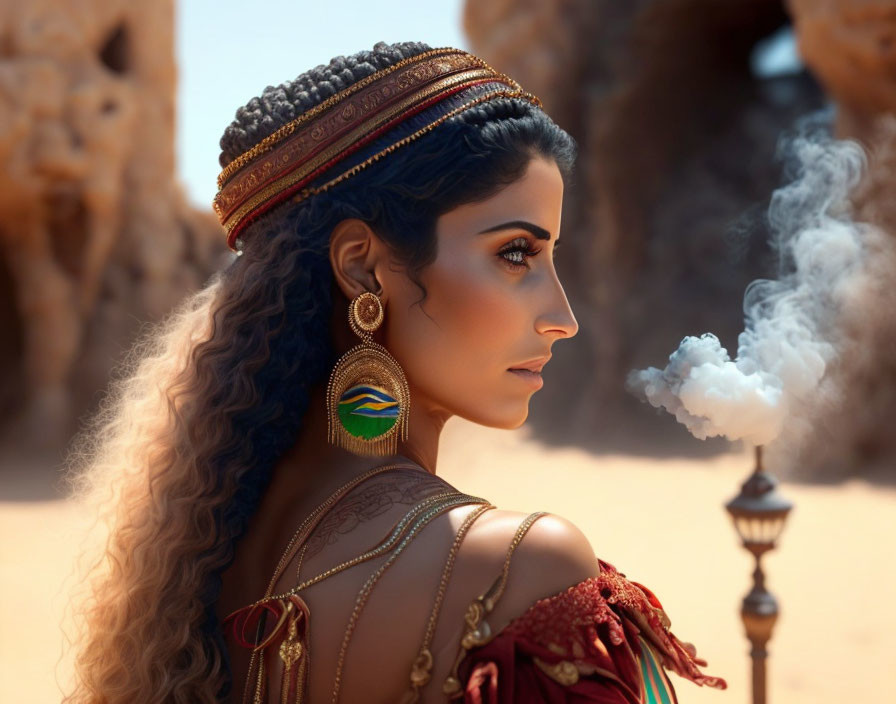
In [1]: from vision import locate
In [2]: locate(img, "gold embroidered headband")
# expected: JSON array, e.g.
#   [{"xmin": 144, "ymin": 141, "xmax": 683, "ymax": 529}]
[{"xmin": 213, "ymin": 47, "xmax": 543, "ymax": 251}]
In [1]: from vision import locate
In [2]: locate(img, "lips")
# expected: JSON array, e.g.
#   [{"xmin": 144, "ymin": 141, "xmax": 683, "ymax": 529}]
[
  {"xmin": 508, "ymin": 356, "xmax": 551, "ymax": 391},
  {"xmin": 507, "ymin": 356, "xmax": 551, "ymax": 373}
]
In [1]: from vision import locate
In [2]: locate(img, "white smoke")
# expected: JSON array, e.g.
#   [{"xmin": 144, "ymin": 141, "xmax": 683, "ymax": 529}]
[{"xmin": 627, "ymin": 129, "xmax": 877, "ymax": 447}]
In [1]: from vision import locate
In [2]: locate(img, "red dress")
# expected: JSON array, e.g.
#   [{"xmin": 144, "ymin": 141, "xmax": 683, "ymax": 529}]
[{"xmin": 449, "ymin": 559, "xmax": 727, "ymax": 704}]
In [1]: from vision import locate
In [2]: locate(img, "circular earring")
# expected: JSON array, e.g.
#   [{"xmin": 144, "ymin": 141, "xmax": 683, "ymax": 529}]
[{"xmin": 326, "ymin": 291, "xmax": 411, "ymax": 456}]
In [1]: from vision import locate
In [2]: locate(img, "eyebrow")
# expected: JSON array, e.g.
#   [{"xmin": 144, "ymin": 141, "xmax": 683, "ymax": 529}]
[{"xmin": 477, "ymin": 220, "xmax": 552, "ymax": 241}]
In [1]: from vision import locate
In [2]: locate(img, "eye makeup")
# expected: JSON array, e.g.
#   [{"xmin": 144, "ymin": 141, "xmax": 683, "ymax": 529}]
[{"xmin": 497, "ymin": 236, "xmax": 543, "ymax": 270}]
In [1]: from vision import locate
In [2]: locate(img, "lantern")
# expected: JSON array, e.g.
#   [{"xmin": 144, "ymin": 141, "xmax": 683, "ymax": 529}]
[{"xmin": 725, "ymin": 445, "xmax": 793, "ymax": 704}]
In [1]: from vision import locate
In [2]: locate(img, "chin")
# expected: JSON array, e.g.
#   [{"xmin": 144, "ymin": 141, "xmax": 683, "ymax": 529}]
[
  {"xmin": 504, "ymin": 413, "xmax": 529, "ymax": 430},
  {"xmin": 462, "ymin": 403, "xmax": 529, "ymax": 430}
]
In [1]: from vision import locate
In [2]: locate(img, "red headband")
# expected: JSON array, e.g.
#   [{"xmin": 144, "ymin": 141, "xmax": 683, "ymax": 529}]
[{"xmin": 213, "ymin": 47, "xmax": 542, "ymax": 251}]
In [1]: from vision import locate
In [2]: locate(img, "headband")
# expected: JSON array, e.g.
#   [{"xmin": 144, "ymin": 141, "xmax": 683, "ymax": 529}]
[{"xmin": 213, "ymin": 47, "xmax": 543, "ymax": 251}]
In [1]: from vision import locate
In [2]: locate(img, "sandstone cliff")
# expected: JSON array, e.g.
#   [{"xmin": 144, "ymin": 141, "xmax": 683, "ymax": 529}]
[{"xmin": 0, "ymin": 0, "xmax": 226, "ymax": 448}]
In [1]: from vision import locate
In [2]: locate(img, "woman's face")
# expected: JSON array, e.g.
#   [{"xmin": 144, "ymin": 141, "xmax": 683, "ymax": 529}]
[{"xmin": 381, "ymin": 154, "xmax": 579, "ymax": 429}]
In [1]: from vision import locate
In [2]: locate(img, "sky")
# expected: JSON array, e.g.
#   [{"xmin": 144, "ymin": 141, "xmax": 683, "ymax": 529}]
[
  {"xmin": 175, "ymin": 0, "xmax": 469, "ymax": 209},
  {"xmin": 175, "ymin": 2, "xmax": 802, "ymax": 211}
]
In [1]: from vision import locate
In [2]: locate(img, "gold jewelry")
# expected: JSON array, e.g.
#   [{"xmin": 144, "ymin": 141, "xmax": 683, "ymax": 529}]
[
  {"xmin": 235, "ymin": 461, "xmax": 415, "ymax": 704},
  {"xmin": 275, "ymin": 491, "xmax": 485, "ymax": 599},
  {"xmin": 267, "ymin": 463, "xmax": 413, "ymax": 594},
  {"xmin": 256, "ymin": 492, "xmax": 492, "ymax": 704},
  {"xmin": 404, "ymin": 503, "xmax": 495, "ymax": 703},
  {"xmin": 326, "ymin": 291, "xmax": 410, "ymax": 457},
  {"xmin": 442, "ymin": 512, "xmax": 549, "ymax": 698},
  {"xmin": 330, "ymin": 494, "xmax": 495, "ymax": 704},
  {"xmin": 233, "ymin": 470, "xmax": 487, "ymax": 703},
  {"xmin": 293, "ymin": 543, "xmax": 309, "ymax": 584},
  {"xmin": 296, "ymin": 491, "xmax": 423, "ymax": 582}
]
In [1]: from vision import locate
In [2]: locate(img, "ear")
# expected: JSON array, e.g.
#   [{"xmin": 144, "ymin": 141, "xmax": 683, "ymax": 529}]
[{"xmin": 329, "ymin": 218, "xmax": 389, "ymax": 300}]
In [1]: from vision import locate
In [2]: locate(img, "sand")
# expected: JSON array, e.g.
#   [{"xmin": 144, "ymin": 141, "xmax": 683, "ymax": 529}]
[{"xmin": 1, "ymin": 417, "xmax": 893, "ymax": 703}]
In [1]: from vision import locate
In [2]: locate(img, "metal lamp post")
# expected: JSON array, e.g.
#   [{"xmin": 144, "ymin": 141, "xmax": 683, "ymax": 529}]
[{"xmin": 724, "ymin": 445, "xmax": 793, "ymax": 704}]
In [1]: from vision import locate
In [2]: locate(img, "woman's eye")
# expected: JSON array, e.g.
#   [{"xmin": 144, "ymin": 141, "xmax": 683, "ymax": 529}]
[{"xmin": 498, "ymin": 237, "xmax": 542, "ymax": 270}]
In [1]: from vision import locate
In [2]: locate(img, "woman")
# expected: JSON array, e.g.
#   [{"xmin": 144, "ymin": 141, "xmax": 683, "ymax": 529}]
[{"xmin": 65, "ymin": 41, "xmax": 726, "ymax": 703}]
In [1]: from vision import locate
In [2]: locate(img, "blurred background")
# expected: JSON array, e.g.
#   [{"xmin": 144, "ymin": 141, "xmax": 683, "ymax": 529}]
[{"xmin": 1, "ymin": 0, "xmax": 894, "ymax": 701}]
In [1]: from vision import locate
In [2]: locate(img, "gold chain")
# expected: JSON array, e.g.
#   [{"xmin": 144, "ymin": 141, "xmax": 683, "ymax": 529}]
[
  {"xmin": 404, "ymin": 503, "xmax": 495, "ymax": 703},
  {"xmin": 330, "ymin": 495, "xmax": 495, "ymax": 704},
  {"xmin": 265, "ymin": 463, "xmax": 413, "ymax": 595},
  {"xmin": 293, "ymin": 477, "xmax": 443, "ymax": 585},
  {"xmin": 442, "ymin": 512, "xmax": 549, "ymax": 698},
  {"xmin": 277, "ymin": 491, "xmax": 486, "ymax": 599},
  {"xmin": 239, "ymin": 462, "xmax": 417, "ymax": 704},
  {"xmin": 491, "ymin": 512, "xmax": 549, "ymax": 604},
  {"xmin": 293, "ymin": 543, "xmax": 309, "ymax": 584},
  {"xmin": 241, "ymin": 483, "xmax": 488, "ymax": 703}
]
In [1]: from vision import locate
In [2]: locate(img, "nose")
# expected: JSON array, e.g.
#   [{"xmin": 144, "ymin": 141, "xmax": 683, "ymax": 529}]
[{"xmin": 534, "ymin": 271, "xmax": 579, "ymax": 339}]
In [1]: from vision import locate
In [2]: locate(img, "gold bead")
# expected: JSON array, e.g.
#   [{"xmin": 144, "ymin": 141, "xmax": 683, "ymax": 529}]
[
  {"xmin": 412, "ymin": 648, "xmax": 433, "ymax": 674},
  {"xmin": 409, "ymin": 667, "xmax": 431, "ymax": 687},
  {"xmin": 442, "ymin": 677, "xmax": 462, "ymax": 696}
]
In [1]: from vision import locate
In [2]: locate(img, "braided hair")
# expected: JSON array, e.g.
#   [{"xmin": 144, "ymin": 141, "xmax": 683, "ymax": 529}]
[{"xmin": 65, "ymin": 41, "xmax": 576, "ymax": 702}]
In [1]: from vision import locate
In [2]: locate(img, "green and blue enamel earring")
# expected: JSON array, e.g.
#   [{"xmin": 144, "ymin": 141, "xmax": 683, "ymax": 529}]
[{"xmin": 326, "ymin": 290, "xmax": 410, "ymax": 456}]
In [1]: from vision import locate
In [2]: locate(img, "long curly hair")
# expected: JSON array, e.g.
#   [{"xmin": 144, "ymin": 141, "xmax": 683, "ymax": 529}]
[{"xmin": 63, "ymin": 40, "xmax": 576, "ymax": 702}]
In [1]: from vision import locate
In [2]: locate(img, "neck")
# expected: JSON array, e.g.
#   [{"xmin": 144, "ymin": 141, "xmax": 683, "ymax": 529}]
[
  {"xmin": 394, "ymin": 378, "xmax": 452, "ymax": 472},
  {"xmin": 227, "ymin": 377, "xmax": 451, "ymax": 601},
  {"xmin": 279, "ymin": 379, "xmax": 450, "ymax": 482}
]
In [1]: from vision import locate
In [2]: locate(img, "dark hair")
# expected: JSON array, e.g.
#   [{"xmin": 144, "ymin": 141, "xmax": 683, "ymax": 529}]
[{"xmin": 64, "ymin": 40, "xmax": 576, "ymax": 703}]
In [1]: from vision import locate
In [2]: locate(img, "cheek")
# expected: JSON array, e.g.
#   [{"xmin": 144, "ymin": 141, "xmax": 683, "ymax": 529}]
[{"xmin": 384, "ymin": 254, "xmax": 527, "ymax": 407}]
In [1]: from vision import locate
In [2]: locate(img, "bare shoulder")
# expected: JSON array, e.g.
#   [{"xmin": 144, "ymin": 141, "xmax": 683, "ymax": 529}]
[{"xmin": 460, "ymin": 508, "xmax": 601, "ymax": 629}]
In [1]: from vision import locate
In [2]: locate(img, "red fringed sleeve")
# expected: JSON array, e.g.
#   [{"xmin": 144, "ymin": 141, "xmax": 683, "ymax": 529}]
[{"xmin": 454, "ymin": 559, "xmax": 727, "ymax": 704}]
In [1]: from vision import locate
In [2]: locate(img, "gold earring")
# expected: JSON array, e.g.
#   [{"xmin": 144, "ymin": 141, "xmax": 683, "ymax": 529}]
[{"xmin": 326, "ymin": 291, "xmax": 410, "ymax": 456}]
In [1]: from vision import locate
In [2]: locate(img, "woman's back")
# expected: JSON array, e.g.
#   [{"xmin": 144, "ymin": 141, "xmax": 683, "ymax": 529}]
[{"xmin": 218, "ymin": 464, "xmax": 601, "ymax": 704}]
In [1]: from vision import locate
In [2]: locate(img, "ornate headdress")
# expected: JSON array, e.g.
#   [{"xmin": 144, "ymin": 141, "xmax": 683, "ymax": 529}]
[{"xmin": 213, "ymin": 47, "xmax": 543, "ymax": 251}]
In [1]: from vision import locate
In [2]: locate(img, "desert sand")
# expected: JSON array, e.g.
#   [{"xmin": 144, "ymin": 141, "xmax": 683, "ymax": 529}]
[{"xmin": 1, "ymin": 417, "xmax": 893, "ymax": 703}]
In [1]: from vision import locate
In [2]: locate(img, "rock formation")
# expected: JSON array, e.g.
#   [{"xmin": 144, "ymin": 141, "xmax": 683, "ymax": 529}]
[
  {"xmin": 783, "ymin": 0, "xmax": 896, "ymax": 480},
  {"xmin": 0, "ymin": 0, "xmax": 227, "ymax": 448}
]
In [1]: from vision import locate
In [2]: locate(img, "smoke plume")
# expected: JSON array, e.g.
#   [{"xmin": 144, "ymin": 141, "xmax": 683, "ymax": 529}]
[{"xmin": 626, "ymin": 128, "xmax": 877, "ymax": 447}]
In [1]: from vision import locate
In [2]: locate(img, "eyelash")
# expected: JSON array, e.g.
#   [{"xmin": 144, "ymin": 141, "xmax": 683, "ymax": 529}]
[{"xmin": 498, "ymin": 236, "xmax": 558, "ymax": 270}]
